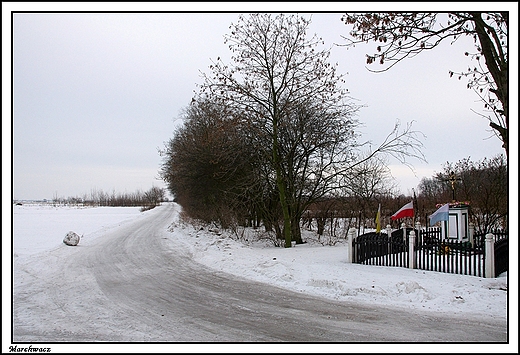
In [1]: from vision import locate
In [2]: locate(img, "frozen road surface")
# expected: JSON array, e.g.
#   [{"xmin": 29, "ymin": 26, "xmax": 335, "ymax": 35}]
[{"xmin": 13, "ymin": 204, "xmax": 507, "ymax": 343}]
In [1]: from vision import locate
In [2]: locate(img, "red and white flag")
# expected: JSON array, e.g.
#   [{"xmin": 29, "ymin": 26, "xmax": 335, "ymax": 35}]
[{"xmin": 391, "ymin": 201, "xmax": 414, "ymax": 220}]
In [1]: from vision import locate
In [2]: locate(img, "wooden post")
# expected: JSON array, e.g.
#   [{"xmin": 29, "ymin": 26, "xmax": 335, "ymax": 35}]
[
  {"xmin": 408, "ymin": 230, "xmax": 416, "ymax": 269},
  {"xmin": 484, "ymin": 233, "xmax": 495, "ymax": 278},
  {"xmin": 469, "ymin": 222, "xmax": 475, "ymax": 247},
  {"xmin": 346, "ymin": 228, "xmax": 357, "ymax": 263},
  {"xmin": 415, "ymin": 221, "xmax": 421, "ymax": 268},
  {"xmin": 415, "ymin": 221, "xmax": 422, "ymax": 245},
  {"xmin": 386, "ymin": 224, "xmax": 392, "ymax": 259}
]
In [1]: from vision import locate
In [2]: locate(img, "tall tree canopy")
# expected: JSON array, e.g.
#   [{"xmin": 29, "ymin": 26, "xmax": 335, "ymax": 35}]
[
  {"xmin": 341, "ymin": 12, "xmax": 508, "ymax": 157},
  {"xmin": 199, "ymin": 14, "xmax": 360, "ymax": 247},
  {"xmin": 197, "ymin": 13, "xmax": 424, "ymax": 247},
  {"xmin": 161, "ymin": 14, "xmax": 425, "ymax": 247},
  {"xmin": 159, "ymin": 99, "xmax": 258, "ymax": 227}
]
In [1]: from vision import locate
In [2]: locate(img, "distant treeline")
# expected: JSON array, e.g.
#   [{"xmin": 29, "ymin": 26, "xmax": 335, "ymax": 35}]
[{"xmin": 51, "ymin": 187, "xmax": 166, "ymax": 209}]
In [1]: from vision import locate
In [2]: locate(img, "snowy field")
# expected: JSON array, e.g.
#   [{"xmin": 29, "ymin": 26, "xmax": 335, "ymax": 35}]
[
  {"xmin": 7, "ymin": 203, "xmax": 517, "ymax": 349},
  {"xmin": 12, "ymin": 203, "xmax": 147, "ymax": 260}
]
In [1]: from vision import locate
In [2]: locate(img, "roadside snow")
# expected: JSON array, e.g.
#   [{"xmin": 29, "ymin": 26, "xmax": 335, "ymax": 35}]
[{"xmin": 168, "ymin": 218, "xmax": 509, "ymax": 321}]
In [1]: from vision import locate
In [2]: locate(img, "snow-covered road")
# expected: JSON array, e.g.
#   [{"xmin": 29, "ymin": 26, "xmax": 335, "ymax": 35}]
[{"xmin": 12, "ymin": 204, "xmax": 507, "ymax": 343}]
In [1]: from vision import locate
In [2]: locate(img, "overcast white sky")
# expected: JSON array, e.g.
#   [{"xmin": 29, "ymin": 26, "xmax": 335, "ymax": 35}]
[{"xmin": 3, "ymin": 3, "xmax": 517, "ymax": 201}]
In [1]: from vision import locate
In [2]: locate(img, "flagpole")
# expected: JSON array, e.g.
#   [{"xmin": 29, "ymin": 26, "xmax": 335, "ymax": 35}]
[
  {"xmin": 411, "ymin": 200, "xmax": 415, "ymax": 229},
  {"xmin": 412, "ymin": 189, "xmax": 418, "ymax": 231}
]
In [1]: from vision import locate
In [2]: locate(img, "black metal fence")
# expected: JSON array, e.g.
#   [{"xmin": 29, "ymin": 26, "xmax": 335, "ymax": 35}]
[
  {"xmin": 494, "ymin": 237, "xmax": 508, "ymax": 276},
  {"xmin": 353, "ymin": 228, "xmax": 507, "ymax": 277},
  {"xmin": 415, "ymin": 235, "xmax": 484, "ymax": 277},
  {"xmin": 353, "ymin": 231, "xmax": 409, "ymax": 267},
  {"xmin": 474, "ymin": 228, "xmax": 508, "ymax": 247}
]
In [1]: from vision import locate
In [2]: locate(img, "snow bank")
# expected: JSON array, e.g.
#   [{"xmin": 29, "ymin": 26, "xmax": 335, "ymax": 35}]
[{"xmin": 168, "ymin": 219, "xmax": 509, "ymax": 321}]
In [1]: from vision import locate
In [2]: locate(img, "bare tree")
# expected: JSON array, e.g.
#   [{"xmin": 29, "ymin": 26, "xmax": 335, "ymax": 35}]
[
  {"xmin": 343, "ymin": 155, "xmax": 398, "ymax": 230},
  {"xmin": 199, "ymin": 13, "xmax": 424, "ymax": 247},
  {"xmin": 198, "ymin": 14, "xmax": 359, "ymax": 247},
  {"xmin": 144, "ymin": 186, "xmax": 165, "ymax": 208},
  {"xmin": 437, "ymin": 155, "xmax": 507, "ymax": 233},
  {"xmin": 341, "ymin": 12, "xmax": 508, "ymax": 157}
]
